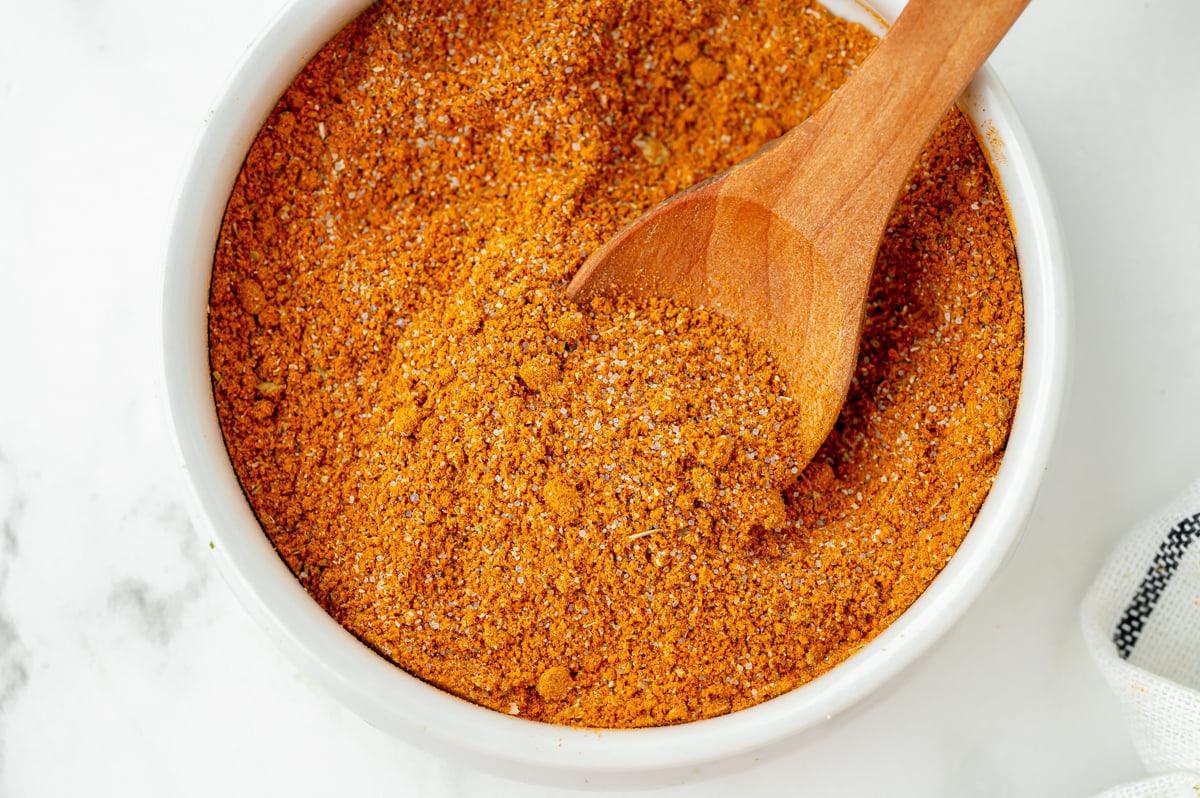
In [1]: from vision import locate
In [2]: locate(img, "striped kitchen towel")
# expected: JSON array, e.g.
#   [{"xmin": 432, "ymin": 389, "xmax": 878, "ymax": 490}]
[{"xmin": 1082, "ymin": 478, "xmax": 1200, "ymax": 797}]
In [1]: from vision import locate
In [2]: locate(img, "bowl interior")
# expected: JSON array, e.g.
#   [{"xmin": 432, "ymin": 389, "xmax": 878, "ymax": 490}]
[{"xmin": 162, "ymin": 0, "xmax": 1067, "ymax": 786}]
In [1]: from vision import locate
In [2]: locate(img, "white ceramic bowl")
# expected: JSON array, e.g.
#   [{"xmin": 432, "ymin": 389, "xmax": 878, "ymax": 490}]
[{"xmin": 162, "ymin": 0, "xmax": 1069, "ymax": 788}]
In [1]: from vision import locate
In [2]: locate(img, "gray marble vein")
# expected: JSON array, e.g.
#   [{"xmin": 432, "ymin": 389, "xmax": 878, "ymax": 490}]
[
  {"xmin": 105, "ymin": 495, "xmax": 210, "ymax": 648},
  {"xmin": 0, "ymin": 449, "xmax": 30, "ymax": 786}
]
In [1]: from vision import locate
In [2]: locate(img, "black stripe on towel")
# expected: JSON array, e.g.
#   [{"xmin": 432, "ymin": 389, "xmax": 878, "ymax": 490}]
[{"xmin": 1113, "ymin": 510, "xmax": 1200, "ymax": 659}]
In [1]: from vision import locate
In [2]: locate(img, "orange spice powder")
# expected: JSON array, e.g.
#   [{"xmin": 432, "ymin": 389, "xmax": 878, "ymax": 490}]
[{"xmin": 208, "ymin": 0, "xmax": 1023, "ymax": 727}]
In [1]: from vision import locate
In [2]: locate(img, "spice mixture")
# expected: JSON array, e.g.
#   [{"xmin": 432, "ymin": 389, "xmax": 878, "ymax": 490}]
[{"xmin": 209, "ymin": 0, "xmax": 1023, "ymax": 727}]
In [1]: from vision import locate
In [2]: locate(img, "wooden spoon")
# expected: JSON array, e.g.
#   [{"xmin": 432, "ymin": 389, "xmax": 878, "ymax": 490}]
[{"xmin": 566, "ymin": 0, "xmax": 1030, "ymax": 470}]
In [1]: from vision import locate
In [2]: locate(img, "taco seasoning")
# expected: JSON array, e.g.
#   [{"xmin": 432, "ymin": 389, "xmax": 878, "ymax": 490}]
[{"xmin": 208, "ymin": 0, "xmax": 1023, "ymax": 727}]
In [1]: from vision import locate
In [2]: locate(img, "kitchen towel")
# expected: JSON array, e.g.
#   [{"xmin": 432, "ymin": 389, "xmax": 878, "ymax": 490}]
[{"xmin": 1082, "ymin": 478, "xmax": 1200, "ymax": 797}]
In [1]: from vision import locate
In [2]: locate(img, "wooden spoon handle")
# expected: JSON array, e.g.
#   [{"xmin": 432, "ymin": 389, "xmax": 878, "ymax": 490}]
[{"xmin": 751, "ymin": 0, "xmax": 1030, "ymax": 261}]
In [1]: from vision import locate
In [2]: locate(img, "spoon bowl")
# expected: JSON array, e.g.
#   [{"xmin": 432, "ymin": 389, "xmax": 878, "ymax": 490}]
[{"xmin": 568, "ymin": 0, "xmax": 1031, "ymax": 467}]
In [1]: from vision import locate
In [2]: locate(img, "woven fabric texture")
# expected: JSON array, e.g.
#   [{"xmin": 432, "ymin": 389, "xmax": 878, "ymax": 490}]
[{"xmin": 1082, "ymin": 478, "xmax": 1200, "ymax": 797}]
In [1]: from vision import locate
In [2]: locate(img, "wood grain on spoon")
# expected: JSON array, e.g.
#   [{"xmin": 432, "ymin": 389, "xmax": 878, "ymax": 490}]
[{"xmin": 566, "ymin": 0, "xmax": 1030, "ymax": 470}]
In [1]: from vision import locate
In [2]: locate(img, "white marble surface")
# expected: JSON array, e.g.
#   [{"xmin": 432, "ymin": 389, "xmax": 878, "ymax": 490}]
[{"xmin": 1, "ymin": 0, "xmax": 1198, "ymax": 795}]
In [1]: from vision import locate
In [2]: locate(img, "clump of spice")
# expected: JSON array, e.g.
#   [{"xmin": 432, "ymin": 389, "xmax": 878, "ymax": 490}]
[{"xmin": 209, "ymin": 0, "xmax": 1023, "ymax": 727}]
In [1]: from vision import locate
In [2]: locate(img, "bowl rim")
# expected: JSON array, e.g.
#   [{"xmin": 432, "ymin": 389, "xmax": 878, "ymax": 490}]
[{"xmin": 161, "ymin": 0, "xmax": 1069, "ymax": 784}]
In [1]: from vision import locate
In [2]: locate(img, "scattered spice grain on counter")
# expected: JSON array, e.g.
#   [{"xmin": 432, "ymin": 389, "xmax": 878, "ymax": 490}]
[{"xmin": 209, "ymin": 0, "xmax": 1023, "ymax": 727}]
